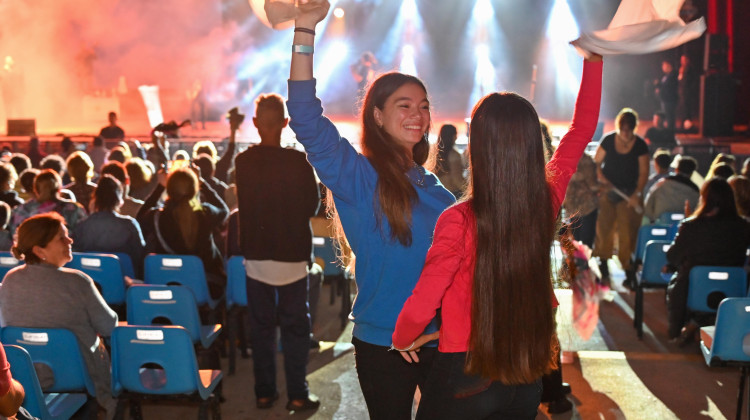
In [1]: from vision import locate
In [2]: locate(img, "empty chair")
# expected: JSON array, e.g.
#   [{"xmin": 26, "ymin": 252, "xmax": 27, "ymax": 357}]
[
  {"xmin": 4, "ymin": 344, "xmax": 87, "ymax": 420},
  {"xmin": 126, "ymin": 284, "xmax": 221, "ymax": 350},
  {"xmin": 656, "ymin": 211, "xmax": 685, "ymax": 226},
  {"xmin": 110, "ymin": 325, "xmax": 222, "ymax": 420},
  {"xmin": 632, "ymin": 224, "xmax": 673, "ymax": 266},
  {"xmin": 633, "ymin": 240, "xmax": 672, "ymax": 339},
  {"xmin": 0, "ymin": 251, "xmax": 22, "ymax": 281},
  {"xmin": 225, "ymin": 256, "xmax": 249, "ymax": 375},
  {"xmin": 687, "ymin": 266, "xmax": 747, "ymax": 314},
  {"xmin": 113, "ymin": 252, "xmax": 136, "ymax": 279},
  {"xmin": 0, "ymin": 327, "xmax": 96, "ymax": 397},
  {"xmin": 144, "ymin": 254, "xmax": 221, "ymax": 310},
  {"xmin": 66, "ymin": 252, "xmax": 126, "ymax": 307},
  {"xmin": 700, "ymin": 298, "xmax": 750, "ymax": 420}
]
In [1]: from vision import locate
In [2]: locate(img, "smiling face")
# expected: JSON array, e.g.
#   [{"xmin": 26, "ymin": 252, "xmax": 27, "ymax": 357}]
[
  {"xmin": 33, "ymin": 224, "xmax": 73, "ymax": 268},
  {"xmin": 373, "ymin": 83, "xmax": 430, "ymax": 152}
]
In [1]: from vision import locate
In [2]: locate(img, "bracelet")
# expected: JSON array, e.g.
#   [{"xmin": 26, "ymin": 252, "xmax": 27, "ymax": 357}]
[
  {"xmin": 389, "ymin": 341, "xmax": 416, "ymax": 352},
  {"xmin": 294, "ymin": 27, "xmax": 315, "ymax": 36},
  {"xmin": 292, "ymin": 44, "xmax": 314, "ymax": 56}
]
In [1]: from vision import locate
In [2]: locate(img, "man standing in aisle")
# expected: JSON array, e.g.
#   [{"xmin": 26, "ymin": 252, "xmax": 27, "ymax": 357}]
[{"xmin": 234, "ymin": 93, "xmax": 321, "ymax": 412}]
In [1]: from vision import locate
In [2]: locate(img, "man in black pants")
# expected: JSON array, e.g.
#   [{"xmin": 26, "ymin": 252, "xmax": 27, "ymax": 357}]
[{"xmin": 234, "ymin": 93, "xmax": 321, "ymax": 412}]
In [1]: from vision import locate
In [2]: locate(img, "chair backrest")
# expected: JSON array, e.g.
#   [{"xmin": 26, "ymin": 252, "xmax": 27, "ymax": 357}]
[
  {"xmin": 4, "ymin": 345, "xmax": 56, "ymax": 420},
  {"xmin": 657, "ymin": 212, "xmax": 685, "ymax": 226},
  {"xmin": 1, "ymin": 327, "xmax": 96, "ymax": 396},
  {"xmin": 144, "ymin": 254, "xmax": 211, "ymax": 306},
  {"xmin": 226, "ymin": 256, "xmax": 247, "ymax": 308},
  {"xmin": 110, "ymin": 325, "xmax": 203, "ymax": 397},
  {"xmin": 687, "ymin": 266, "xmax": 748, "ymax": 313},
  {"xmin": 113, "ymin": 252, "xmax": 136, "ymax": 279},
  {"xmin": 707, "ymin": 298, "xmax": 750, "ymax": 363},
  {"xmin": 633, "ymin": 224, "xmax": 673, "ymax": 263},
  {"xmin": 66, "ymin": 252, "xmax": 126, "ymax": 305},
  {"xmin": 0, "ymin": 252, "xmax": 23, "ymax": 282},
  {"xmin": 639, "ymin": 240, "xmax": 672, "ymax": 286},
  {"xmin": 126, "ymin": 284, "xmax": 203, "ymax": 344},
  {"xmin": 313, "ymin": 237, "xmax": 343, "ymax": 276}
]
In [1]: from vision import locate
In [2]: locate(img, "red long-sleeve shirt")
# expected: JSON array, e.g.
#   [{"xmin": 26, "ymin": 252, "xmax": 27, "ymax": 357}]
[{"xmin": 392, "ymin": 60, "xmax": 602, "ymax": 352}]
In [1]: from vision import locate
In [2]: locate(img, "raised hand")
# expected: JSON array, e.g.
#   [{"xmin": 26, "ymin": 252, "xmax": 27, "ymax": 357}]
[{"xmin": 295, "ymin": 0, "xmax": 330, "ymax": 29}]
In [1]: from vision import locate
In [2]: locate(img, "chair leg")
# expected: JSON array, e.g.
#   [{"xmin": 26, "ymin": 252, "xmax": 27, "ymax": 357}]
[
  {"xmin": 113, "ymin": 399, "xmax": 126, "ymax": 420},
  {"xmin": 635, "ymin": 286, "xmax": 643, "ymax": 339},
  {"xmin": 746, "ymin": 367, "xmax": 750, "ymax": 420},
  {"xmin": 198, "ymin": 400, "xmax": 209, "ymax": 420},
  {"xmin": 129, "ymin": 400, "xmax": 143, "ymax": 420},
  {"xmin": 737, "ymin": 367, "xmax": 746, "ymax": 420},
  {"xmin": 211, "ymin": 395, "xmax": 222, "ymax": 420},
  {"xmin": 341, "ymin": 275, "xmax": 351, "ymax": 329},
  {"xmin": 227, "ymin": 307, "xmax": 237, "ymax": 375}
]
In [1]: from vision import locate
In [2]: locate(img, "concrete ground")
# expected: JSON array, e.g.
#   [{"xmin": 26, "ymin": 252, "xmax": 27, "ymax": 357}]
[{"xmin": 127, "ymin": 263, "xmax": 742, "ymax": 420}]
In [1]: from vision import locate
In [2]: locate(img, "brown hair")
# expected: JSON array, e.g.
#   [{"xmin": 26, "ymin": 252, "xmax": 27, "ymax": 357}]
[
  {"xmin": 33, "ymin": 169, "xmax": 61, "ymax": 202},
  {"xmin": 729, "ymin": 175, "xmax": 750, "ymax": 217},
  {"xmin": 66, "ymin": 151, "xmax": 94, "ymax": 182},
  {"xmin": 166, "ymin": 168, "xmax": 201, "ymax": 249},
  {"xmin": 465, "ymin": 92, "xmax": 557, "ymax": 384},
  {"xmin": 359, "ymin": 72, "xmax": 430, "ymax": 246},
  {"xmin": 12, "ymin": 212, "xmax": 65, "ymax": 264}
]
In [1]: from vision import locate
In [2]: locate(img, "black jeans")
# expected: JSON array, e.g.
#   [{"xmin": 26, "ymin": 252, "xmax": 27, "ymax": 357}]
[
  {"xmin": 246, "ymin": 275, "xmax": 311, "ymax": 401},
  {"xmin": 416, "ymin": 352, "xmax": 541, "ymax": 420},
  {"xmin": 352, "ymin": 337, "xmax": 436, "ymax": 420}
]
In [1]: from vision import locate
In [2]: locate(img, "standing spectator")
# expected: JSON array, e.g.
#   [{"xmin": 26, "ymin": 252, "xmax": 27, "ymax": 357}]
[
  {"xmin": 99, "ymin": 111, "xmax": 125, "ymax": 141},
  {"xmin": 235, "ymin": 94, "xmax": 321, "ymax": 411},
  {"xmin": 593, "ymin": 108, "xmax": 649, "ymax": 285},
  {"xmin": 655, "ymin": 60, "xmax": 678, "ymax": 130},
  {"xmin": 193, "ymin": 154, "xmax": 228, "ymax": 202},
  {"xmin": 562, "ymin": 153, "xmax": 600, "ymax": 249},
  {"xmin": 0, "ymin": 163, "xmax": 23, "ymax": 209},
  {"xmin": 88, "ymin": 136, "xmax": 109, "ymax": 173},
  {"xmin": 434, "ymin": 124, "xmax": 466, "ymax": 198},
  {"xmin": 644, "ymin": 156, "xmax": 699, "ymax": 222},
  {"xmin": 676, "ymin": 54, "xmax": 699, "ymax": 131},
  {"xmin": 26, "ymin": 136, "xmax": 46, "ymax": 168},
  {"xmin": 644, "ymin": 112, "xmax": 676, "ymax": 153}
]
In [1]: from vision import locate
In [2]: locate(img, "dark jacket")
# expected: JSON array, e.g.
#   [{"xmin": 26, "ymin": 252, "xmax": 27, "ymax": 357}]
[
  {"xmin": 665, "ymin": 215, "xmax": 750, "ymax": 338},
  {"xmin": 137, "ymin": 181, "xmax": 229, "ymax": 278},
  {"xmin": 234, "ymin": 145, "xmax": 319, "ymax": 263},
  {"xmin": 0, "ymin": 190, "xmax": 24, "ymax": 208}
]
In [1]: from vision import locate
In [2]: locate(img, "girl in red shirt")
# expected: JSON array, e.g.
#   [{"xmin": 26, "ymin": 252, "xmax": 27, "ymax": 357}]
[{"xmin": 392, "ymin": 54, "xmax": 603, "ymax": 419}]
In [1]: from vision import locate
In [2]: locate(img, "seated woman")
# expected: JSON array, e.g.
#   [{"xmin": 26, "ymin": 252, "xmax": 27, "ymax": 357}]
[
  {"xmin": 0, "ymin": 213, "xmax": 118, "ymax": 417},
  {"xmin": 137, "ymin": 167, "xmax": 229, "ymax": 299},
  {"xmin": 64, "ymin": 151, "xmax": 98, "ymax": 213},
  {"xmin": 665, "ymin": 177, "xmax": 750, "ymax": 343},
  {"xmin": 72, "ymin": 175, "xmax": 146, "ymax": 279},
  {"xmin": 9, "ymin": 169, "xmax": 87, "ymax": 235}
]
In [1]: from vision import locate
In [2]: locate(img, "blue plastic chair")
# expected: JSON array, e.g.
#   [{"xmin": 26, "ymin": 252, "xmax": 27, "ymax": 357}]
[
  {"xmin": 113, "ymin": 252, "xmax": 136, "ymax": 279},
  {"xmin": 634, "ymin": 240, "xmax": 672, "ymax": 339},
  {"xmin": 687, "ymin": 266, "xmax": 748, "ymax": 314},
  {"xmin": 632, "ymin": 224, "xmax": 673, "ymax": 265},
  {"xmin": 225, "ymin": 256, "xmax": 248, "ymax": 375},
  {"xmin": 126, "ymin": 284, "xmax": 221, "ymax": 349},
  {"xmin": 144, "ymin": 254, "xmax": 221, "ymax": 310},
  {"xmin": 0, "ymin": 251, "xmax": 22, "ymax": 282},
  {"xmin": 66, "ymin": 252, "xmax": 126, "ymax": 306},
  {"xmin": 4, "ymin": 345, "xmax": 87, "ymax": 420},
  {"xmin": 110, "ymin": 325, "xmax": 222, "ymax": 419},
  {"xmin": 656, "ymin": 211, "xmax": 685, "ymax": 226},
  {"xmin": 1, "ymin": 327, "xmax": 96, "ymax": 397},
  {"xmin": 700, "ymin": 298, "xmax": 750, "ymax": 420}
]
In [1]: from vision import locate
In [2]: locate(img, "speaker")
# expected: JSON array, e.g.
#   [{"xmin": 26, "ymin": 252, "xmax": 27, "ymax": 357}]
[
  {"xmin": 6, "ymin": 119, "xmax": 35, "ymax": 136},
  {"xmin": 700, "ymin": 73, "xmax": 735, "ymax": 137},
  {"xmin": 703, "ymin": 34, "xmax": 728, "ymax": 72}
]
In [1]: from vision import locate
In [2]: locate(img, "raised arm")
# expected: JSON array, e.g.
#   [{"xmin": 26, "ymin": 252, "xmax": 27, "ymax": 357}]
[
  {"xmin": 547, "ymin": 54, "xmax": 603, "ymax": 212},
  {"xmin": 290, "ymin": 0, "xmax": 330, "ymax": 81}
]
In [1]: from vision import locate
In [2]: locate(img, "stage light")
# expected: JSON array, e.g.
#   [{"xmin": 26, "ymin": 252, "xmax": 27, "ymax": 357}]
[
  {"xmin": 466, "ymin": 0, "xmax": 502, "ymax": 114},
  {"xmin": 333, "ymin": 7, "xmax": 345, "ymax": 18},
  {"xmin": 315, "ymin": 40, "xmax": 351, "ymax": 93},
  {"xmin": 400, "ymin": 44, "xmax": 417, "ymax": 76},
  {"xmin": 541, "ymin": 0, "xmax": 581, "ymax": 115}
]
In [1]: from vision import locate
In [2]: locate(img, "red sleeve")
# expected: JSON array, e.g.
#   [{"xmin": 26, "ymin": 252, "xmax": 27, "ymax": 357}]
[
  {"xmin": 392, "ymin": 206, "xmax": 466, "ymax": 349},
  {"xmin": 546, "ymin": 60, "xmax": 603, "ymax": 214},
  {"xmin": 0, "ymin": 345, "xmax": 12, "ymax": 397}
]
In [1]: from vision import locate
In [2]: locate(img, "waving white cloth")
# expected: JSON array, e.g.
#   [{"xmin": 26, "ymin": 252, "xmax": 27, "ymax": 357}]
[{"xmin": 571, "ymin": 0, "xmax": 706, "ymax": 58}]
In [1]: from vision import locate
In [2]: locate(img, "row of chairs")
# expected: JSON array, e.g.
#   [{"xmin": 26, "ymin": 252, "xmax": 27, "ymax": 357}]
[{"xmin": 1, "ymin": 284, "xmax": 225, "ymax": 419}]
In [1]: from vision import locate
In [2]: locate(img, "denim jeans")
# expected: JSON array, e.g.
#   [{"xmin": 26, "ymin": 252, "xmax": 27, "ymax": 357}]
[
  {"xmin": 246, "ymin": 275, "xmax": 311, "ymax": 401},
  {"xmin": 416, "ymin": 352, "xmax": 542, "ymax": 420},
  {"xmin": 352, "ymin": 337, "xmax": 436, "ymax": 420}
]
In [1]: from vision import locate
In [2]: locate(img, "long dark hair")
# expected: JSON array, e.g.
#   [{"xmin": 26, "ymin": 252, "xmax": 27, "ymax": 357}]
[
  {"xmin": 353, "ymin": 72, "xmax": 430, "ymax": 246},
  {"xmin": 436, "ymin": 124, "xmax": 457, "ymax": 176},
  {"xmin": 465, "ymin": 92, "xmax": 557, "ymax": 384},
  {"xmin": 693, "ymin": 177, "xmax": 739, "ymax": 220}
]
